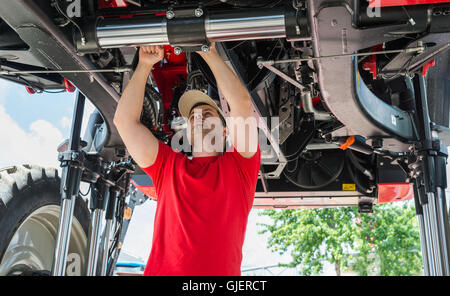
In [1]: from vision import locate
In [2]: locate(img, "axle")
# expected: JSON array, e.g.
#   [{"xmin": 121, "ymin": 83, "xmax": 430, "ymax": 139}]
[{"xmin": 75, "ymin": 7, "xmax": 309, "ymax": 53}]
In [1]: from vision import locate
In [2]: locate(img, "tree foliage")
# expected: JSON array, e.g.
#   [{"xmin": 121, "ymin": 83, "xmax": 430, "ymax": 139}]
[{"xmin": 258, "ymin": 202, "xmax": 423, "ymax": 276}]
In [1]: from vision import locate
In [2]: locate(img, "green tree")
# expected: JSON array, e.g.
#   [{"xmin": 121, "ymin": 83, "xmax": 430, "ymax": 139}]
[
  {"xmin": 258, "ymin": 202, "xmax": 422, "ymax": 276},
  {"xmin": 353, "ymin": 203, "xmax": 422, "ymax": 275}
]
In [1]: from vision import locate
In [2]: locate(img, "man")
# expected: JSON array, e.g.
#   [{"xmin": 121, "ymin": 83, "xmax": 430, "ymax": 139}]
[{"xmin": 113, "ymin": 44, "xmax": 260, "ymax": 276}]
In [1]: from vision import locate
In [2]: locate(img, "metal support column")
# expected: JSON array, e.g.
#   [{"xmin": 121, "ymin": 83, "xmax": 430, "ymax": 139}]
[
  {"xmin": 99, "ymin": 188, "xmax": 118, "ymax": 276},
  {"xmin": 52, "ymin": 91, "xmax": 85, "ymax": 276},
  {"xmin": 413, "ymin": 182, "xmax": 430, "ymax": 275},
  {"xmin": 86, "ymin": 182, "xmax": 110, "ymax": 276},
  {"xmin": 412, "ymin": 74, "xmax": 450, "ymax": 276}
]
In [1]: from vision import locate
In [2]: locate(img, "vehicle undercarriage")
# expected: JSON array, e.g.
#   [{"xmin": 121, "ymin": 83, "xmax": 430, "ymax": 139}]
[{"xmin": 0, "ymin": 0, "xmax": 449, "ymax": 276}]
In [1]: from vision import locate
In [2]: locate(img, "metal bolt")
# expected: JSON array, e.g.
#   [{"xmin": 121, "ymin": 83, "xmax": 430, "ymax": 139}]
[
  {"xmin": 174, "ymin": 47, "xmax": 182, "ymax": 55},
  {"xmin": 201, "ymin": 45, "xmax": 210, "ymax": 53},
  {"xmin": 166, "ymin": 10, "xmax": 175, "ymax": 19},
  {"xmin": 195, "ymin": 8, "xmax": 203, "ymax": 17}
]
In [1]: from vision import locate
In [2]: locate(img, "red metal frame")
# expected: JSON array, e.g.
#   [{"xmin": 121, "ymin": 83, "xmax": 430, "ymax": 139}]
[
  {"xmin": 98, "ymin": 0, "xmax": 129, "ymax": 9},
  {"xmin": 369, "ymin": 0, "xmax": 450, "ymax": 7},
  {"xmin": 422, "ymin": 58, "xmax": 436, "ymax": 77},
  {"xmin": 377, "ymin": 183, "xmax": 414, "ymax": 204},
  {"xmin": 151, "ymin": 46, "xmax": 188, "ymax": 135},
  {"xmin": 362, "ymin": 44, "xmax": 383, "ymax": 80},
  {"xmin": 64, "ymin": 78, "xmax": 76, "ymax": 93}
]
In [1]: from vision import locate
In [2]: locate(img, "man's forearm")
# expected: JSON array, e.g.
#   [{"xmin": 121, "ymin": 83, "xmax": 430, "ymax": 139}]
[
  {"xmin": 114, "ymin": 64, "xmax": 152, "ymax": 124},
  {"xmin": 199, "ymin": 50, "xmax": 253, "ymax": 112}
]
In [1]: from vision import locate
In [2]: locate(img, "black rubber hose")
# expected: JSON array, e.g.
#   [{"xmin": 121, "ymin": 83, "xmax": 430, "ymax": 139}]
[
  {"xmin": 346, "ymin": 150, "xmax": 375, "ymax": 180},
  {"xmin": 345, "ymin": 155, "xmax": 373, "ymax": 195}
]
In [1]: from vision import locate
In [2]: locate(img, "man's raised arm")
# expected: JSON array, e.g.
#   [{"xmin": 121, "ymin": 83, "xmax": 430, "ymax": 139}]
[
  {"xmin": 198, "ymin": 44, "xmax": 258, "ymax": 158},
  {"xmin": 113, "ymin": 46, "xmax": 164, "ymax": 168}
]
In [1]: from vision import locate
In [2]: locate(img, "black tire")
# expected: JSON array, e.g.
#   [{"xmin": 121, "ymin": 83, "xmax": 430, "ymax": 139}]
[{"xmin": 0, "ymin": 165, "xmax": 90, "ymax": 276}]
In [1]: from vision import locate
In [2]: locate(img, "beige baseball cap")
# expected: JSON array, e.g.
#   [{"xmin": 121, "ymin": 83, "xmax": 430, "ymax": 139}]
[{"xmin": 178, "ymin": 90, "xmax": 226, "ymax": 123}]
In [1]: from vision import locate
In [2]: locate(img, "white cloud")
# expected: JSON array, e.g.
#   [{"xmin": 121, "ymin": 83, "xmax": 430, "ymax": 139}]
[
  {"xmin": 0, "ymin": 104, "xmax": 63, "ymax": 169},
  {"xmin": 61, "ymin": 116, "xmax": 72, "ymax": 129}
]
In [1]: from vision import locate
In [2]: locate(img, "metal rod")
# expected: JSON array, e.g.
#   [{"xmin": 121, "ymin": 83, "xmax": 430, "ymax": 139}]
[
  {"xmin": 259, "ymin": 47, "xmax": 425, "ymax": 66},
  {"xmin": 261, "ymin": 63, "xmax": 305, "ymax": 90},
  {"xmin": 95, "ymin": 8, "xmax": 287, "ymax": 48},
  {"xmin": 413, "ymin": 183, "xmax": 430, "ymax": 276},
  {"xmin": 205, "ymin": 8, "xmax": 286, "ymax": 42},
  {"xmin": 100, "ymin": 219, "xmax": 113, "ymax": 276},
  {"xmin": 436, "ymin": 187, "xmax": 450, "ymax": 275},
  {"xmin": 52, "ymin": 196, "xmax": 76, "ymax": 276},
  {"xmin": 52, "ymin": 91, "xmax": 85, "ymax": 276},
  {"xmin": 417, "ymin": 214, "xmax": 430, "ymax": 276},
  {"xmin": 427, "ymin": 192, "xmax": 444, "ymax": 275},
  {"xmin": 0, "ymin": 67, "xmax": 131, "ymax": 76},
  {"xmin": 422, "ymin": 203, "xmax": 437, "ymax": 275},
  {"xmin": 86, "ymin": 208, "xmax": 104, "ymax": 276}
]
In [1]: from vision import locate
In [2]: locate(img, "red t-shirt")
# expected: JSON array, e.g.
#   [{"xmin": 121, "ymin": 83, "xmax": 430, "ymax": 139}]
[{"xmin": 141, "ymin": 141, "xmax": 261, "ymax": 276}]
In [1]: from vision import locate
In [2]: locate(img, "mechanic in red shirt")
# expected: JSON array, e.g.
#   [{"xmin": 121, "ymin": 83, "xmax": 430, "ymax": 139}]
[{"xmin": 113, "ymin": 44, "xmax": 260, "ymax": 276}]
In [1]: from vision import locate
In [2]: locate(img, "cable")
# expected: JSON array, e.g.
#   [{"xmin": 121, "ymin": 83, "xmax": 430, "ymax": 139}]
[
  {"xmin": 223, "ymin": 0, "xmax": 283, "ymax": 9},
  {"xmin": 229, "ymin": 40, "xmax": 247, "ymax": 51},
  {"xmin": 345, "ymin": 157, "xmax": 373, "ymax": 194},
  {"xmin": 79, "ymin": 186, "xmax": 91, "ymax": 197},
  {"xmin": 52, "ymin": 0, "xmax": 86, "ymax": 45},
  {"xmin": 346, "ymin": 150, "xmax": 375, "ymax": 180},
  {"xmin": 285, "ymin": 156, "xmax": 299, "ymax": 173},
  {"xmin": 380, "ymin": 53, "xmax": 415, "ymax": 80}
]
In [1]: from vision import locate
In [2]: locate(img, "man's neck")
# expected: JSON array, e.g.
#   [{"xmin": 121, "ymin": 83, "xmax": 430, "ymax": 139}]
[{"xmin": 192, "ymin": 151, "xmax": 222, "ymax": 158}]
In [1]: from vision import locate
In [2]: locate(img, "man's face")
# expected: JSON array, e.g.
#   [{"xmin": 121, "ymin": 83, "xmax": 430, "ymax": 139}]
[{"xmin": 187, "ymin": 104, "xmax": 226, "ymax": 154}]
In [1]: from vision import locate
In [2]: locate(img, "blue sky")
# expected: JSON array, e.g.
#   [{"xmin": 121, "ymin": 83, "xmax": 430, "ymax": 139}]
[{"xmin": 0, "ymin": 78, "xmax": 299, "ymax": 275}]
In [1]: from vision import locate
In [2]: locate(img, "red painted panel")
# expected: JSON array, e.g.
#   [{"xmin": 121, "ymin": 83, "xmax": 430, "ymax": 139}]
[
  {"xmin": 151, "ymin": 46, "xmax": 187, "ymax": 135},
  {"xmin": 98, "ymin": 0, "xmax": 129, "ymax": 9},
  {"xmin": 377, "ymin": 183, "xmax": 414, "ymax": 204},
  {"xmin": 369, "ymin": 0, "xmax": 450, "ymax": 7}
]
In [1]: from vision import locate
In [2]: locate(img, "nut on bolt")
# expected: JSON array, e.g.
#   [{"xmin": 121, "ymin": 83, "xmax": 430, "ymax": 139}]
[
  {"xmin": 201, "ymin": 45, "xmax": 210, "ymax": 53},
  {"xmin": 195, "ymin": 8, "xmax": 203, "ymax": 17},
  {"xmin": 166, "ymin": 10, "xmax": 175, "ymax": 19},
  {"xmin": 174, "ymin": 47, "xmax": 182, "ymax": 55}
]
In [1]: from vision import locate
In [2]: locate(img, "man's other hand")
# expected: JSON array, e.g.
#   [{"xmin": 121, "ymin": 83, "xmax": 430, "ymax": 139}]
[{"xmin": 140, "ymin": 45, "xmax": 164, "ymax": 68}]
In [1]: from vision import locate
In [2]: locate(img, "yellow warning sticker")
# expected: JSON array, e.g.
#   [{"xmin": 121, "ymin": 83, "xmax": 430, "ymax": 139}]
[{"xmin": 342, "ymin": 184, "xmax": 356, "ymax": 191}]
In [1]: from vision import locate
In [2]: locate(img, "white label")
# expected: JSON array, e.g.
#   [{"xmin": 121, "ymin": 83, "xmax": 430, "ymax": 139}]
[{"xmin": 391, "ymin": 114, "xmax": 397, "ymax": 126}]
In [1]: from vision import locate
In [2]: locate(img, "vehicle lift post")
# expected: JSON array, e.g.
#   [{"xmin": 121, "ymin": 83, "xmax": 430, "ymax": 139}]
[
  {"xmin": 52, "ymin": 91, "xmax": 86, "ymax": 276},
  {"xmin": 86, "ymin": 180, "xmax": 111, "ymax": 276},
  {"xmin": 411, "ymin": 74, "xmax": 450, "ymax": 276}
]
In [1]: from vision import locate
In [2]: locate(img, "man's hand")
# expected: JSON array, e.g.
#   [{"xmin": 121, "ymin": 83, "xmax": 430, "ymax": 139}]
[{"xmin": 139, "ymin": 45, "xmax": 164, "ymax": 68}]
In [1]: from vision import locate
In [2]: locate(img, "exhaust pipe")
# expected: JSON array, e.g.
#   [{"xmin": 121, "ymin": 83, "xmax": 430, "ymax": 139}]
[{"xmin": 75, "ymin": 7, "xmax": 308, "ymax": 53}]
